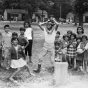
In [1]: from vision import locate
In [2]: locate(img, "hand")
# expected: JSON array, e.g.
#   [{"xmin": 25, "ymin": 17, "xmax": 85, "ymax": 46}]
[{"xmin": 22, "ymin": 46, "xmax": 25, "ymax": 49}]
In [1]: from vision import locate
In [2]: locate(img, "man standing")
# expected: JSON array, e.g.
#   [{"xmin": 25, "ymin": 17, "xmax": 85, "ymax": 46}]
[{"xmin": 33, "ymin": 18, "xmax": 59, "ymax": 73}]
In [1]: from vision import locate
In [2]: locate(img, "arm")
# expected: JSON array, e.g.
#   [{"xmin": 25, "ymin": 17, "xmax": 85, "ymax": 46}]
[
  {"xmin": 38, "ymin": 20, "xmax": 49, "ymax": 31},
  {"xmin": 52, "ymin": 18, "xmax": 59, "ymax": 31}
]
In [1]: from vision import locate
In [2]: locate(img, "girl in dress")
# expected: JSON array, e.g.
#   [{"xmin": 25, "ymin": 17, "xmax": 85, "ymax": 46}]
[
  {"xmin": 77, "ymin": 35, "xmax": 88, "ymax": 73},
  {"xmin": 76, "ymin": 26, "xmax": 84, "ymax": 38},
  {"xmin": 62, "ymin": 34, "xmax": 69, "ymax": 62},
  {"xmin": 67, "ymin": 33, "xmax": 77, "ymax": 69},
  {"xmin": 8, "ymin": 37, "xmax": 33, "ymax": 83}
]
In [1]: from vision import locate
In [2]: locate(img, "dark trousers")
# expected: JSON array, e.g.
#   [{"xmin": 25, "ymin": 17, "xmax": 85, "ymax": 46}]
[{"xmin": 25, "ymin": 40, "xmax": 33, "ymax": 56}]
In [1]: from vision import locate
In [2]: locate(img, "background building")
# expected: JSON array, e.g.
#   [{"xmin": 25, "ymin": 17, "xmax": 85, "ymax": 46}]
[{"xmin": 4, "ymin": 9, "xmax": 28, "ymax": 21}]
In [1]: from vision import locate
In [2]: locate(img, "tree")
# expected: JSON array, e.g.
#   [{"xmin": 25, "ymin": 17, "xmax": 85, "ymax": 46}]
[
  {"xmin": 71, "ymin": 0, "xmax": 88, "ymax": 26},
  {"xmin": 48, "ymin": 0, "xmax": 72, "ymax": 19}
]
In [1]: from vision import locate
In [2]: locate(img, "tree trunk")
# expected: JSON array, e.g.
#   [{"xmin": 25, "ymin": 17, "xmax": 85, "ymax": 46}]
[
  {"xmin": 25, "ymin": 11, "xmax": 32, "ymax": 22},
  {"xmin": 79, "ymin": 13, "xmax": 83, "ymax": 27},
  {"xmin": 74, "ymin": 13, "xmax": 78, "ymax": 26}
]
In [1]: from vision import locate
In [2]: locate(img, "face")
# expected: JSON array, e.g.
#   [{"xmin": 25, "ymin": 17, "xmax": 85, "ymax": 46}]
[
  {"xmin": 71, "ymin": 35, "xmax": 75, "ymax": 40},
  {"xmin": 20, "ymin": 31, "xmax": 24, "ymax": 35},
  {"xmin": 78, "ymin": 28, "xmax": 82, "ymax": 34},
  {"xmin": 82, "ymin": 37, "xmax": 87, "ymax": 42},
  {"xmin": 67, "ymin": 32, "xmax": 71, "ymax": 37},
  {"xmin": 46, "ymin": 23, "xmax": 52, "ymax": 29},
  {"xmin": 4, "ymin": 27, "xmax": 10, "ymax": 33},
  {"xmin": 24, "ymin": 23, "xmax": 29, "ymax": 28},
  {"xmin": 12, "ymin": 39, "xmax": 18, "ymax": 46},
  {"xmin": 12, "ymin": 35, "xmax": 18, "ymax": 38},
  {"xmin": 77, "ymin": 39, "xmax": 81, "ymax": 43},
  {"xmin": 64, "ymin": 36, "xmax": 69, "ymax": 41},
  {"xmin": 56, "ymin": 33, "xmax": 60, "ymax": 38}
]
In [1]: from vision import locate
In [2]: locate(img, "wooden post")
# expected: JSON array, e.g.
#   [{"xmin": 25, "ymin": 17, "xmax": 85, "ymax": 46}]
[{"xmin": 53, "ymin": 62, "xmax": 68, "ymax": 86}]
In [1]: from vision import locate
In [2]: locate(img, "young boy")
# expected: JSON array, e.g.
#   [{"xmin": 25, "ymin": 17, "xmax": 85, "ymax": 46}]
[
  {"xmin": 33, "ymin": 18, "xmax": 59, "ymax": 73},
  {"xmin": 2, "ymin": 25, "xmax": 12, "ymax": 69},
  {"xmin": 18, "ymin": 27, "xmax": 29, "ymax": 51}
]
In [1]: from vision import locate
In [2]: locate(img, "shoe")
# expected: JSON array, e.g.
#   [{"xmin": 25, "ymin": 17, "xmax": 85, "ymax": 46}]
[{"xmin": 33, "ymin": 64, "xmax": 41, "ymax": 73}]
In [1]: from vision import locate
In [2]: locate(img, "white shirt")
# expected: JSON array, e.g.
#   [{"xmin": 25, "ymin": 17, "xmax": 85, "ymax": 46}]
[
  {"xmin": 25, "ymin": 27, "xmax": 33, "ymax": 40},
  {"xmin": 44, "ymin": 27, "xmax": 56, "ymax": 44}
]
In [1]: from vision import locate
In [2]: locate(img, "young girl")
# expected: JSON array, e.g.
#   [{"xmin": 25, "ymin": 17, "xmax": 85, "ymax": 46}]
[
  {"xmin": 62, "ymin": 34, "xmax": 69, "ymax": 62},
  {"xmin": 76, "ymin": 37, "xmax": 82, "ymax": 71},
  {"xmin": 67, "ymin": 33, "xmax": 77, "ymax": 69},
  {"xmin": 76, "ymin": 26, "xmax": 84, "ymax": 38},
  {"xmin": 77, "ymin": 35, "xmax": 88, "ymax": 73},
  {"xmin": 8, "ymin": 37, "xmax": 33, "ymax": 83},
  {"xmin": 54, "ymin": 31, "xmax": 62, "ymax": 62},
  {"xmin": 24, "ymin": 21, "xmax": 33, "ymax": 64}
]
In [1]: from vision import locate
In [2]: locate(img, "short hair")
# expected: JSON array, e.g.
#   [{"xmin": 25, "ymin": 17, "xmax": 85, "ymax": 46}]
[
  {"xmin": 4, "ymin": 25, "xmax": 10, "ymax": 29},
  {"xmin": 77, "ymin": 26, "xmax": 84, "ymax": 34},
  {"xmin": 56, "ymin": 31, "xmax": 60, "ymax": 35},
  {"xmin": 67, "ymin": 30, "xmax": 72, "ymax": 34},
  {"xmin": 11, "ymin": 37, "xmax": 19, "ymax": 43},
  {"xmin": 19, "ymin": 27, "xmax": 25, "ymax": 31},
  {"xmin": 24, "ymin": 21, "xmax": 31, "ymax": 27},
  {"xmin": 76, "ymin": 37, "xmax": 82, "ymax": 41},
  {"xmin": 12, "ymin": 32, "xmax": 18, "ymax": 37},
  {"xmin": 70, "ymin": 33, "xmax": 76, "ymax": 39},
  {"xmin": 82, "ymin": 35, "xmax": 88, "ymax": 40},
  {"xmin": 63, "ymin": 34, "xmax": 69, "ymax": 40}
]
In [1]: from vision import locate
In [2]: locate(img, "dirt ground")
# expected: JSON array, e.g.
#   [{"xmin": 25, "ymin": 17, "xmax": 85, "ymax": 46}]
[{"xmin": 0, "ymin": 23, "xmax": 88, "ymax": 88}]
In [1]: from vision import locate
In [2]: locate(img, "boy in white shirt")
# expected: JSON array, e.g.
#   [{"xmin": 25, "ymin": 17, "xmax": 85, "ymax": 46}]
[{"xmin": 33, "ymin": 18, "xmax": 59, "ymax": 73}]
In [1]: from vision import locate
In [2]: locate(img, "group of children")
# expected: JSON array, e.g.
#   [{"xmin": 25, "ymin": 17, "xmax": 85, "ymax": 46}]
[
  {"xmin": 54, "ymin": 26, "xmax": 88, "ymax": 74},
  {"xmin": 0, "ymin": 22, "xmax": 34, "ymax": 83}
]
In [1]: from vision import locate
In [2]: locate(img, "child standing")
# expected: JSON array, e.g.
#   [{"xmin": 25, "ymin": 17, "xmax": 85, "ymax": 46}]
[
  {"xmin": 33, "ymin": 18, "xmax": 59, "ymax": 73},
  {"xmin": 18, "ymin": 27, "xmax": 29, "ymax": 52},
  {"xmin": 76, "ymin": 37, "xmax": 82, "ymax": 71},
  {"xmin": 67, "ymin": 33, "xmax": 77, "ymax": 69},
  {"xmin": 8, "ymin": 37, "xmax": 33, "ymax": 83},
  {"xmin": 62, "ymin": 34, "xmax": 69, "ymax": 62},
  {"xmin": 2, "ymin": 25, "xmax": 12, "ymax": 69},
  {"xmin": 76, "ymin": 26, "xmax": 84, "ymax": 38},
  {"xmin": 24, "ymin": 22, "xmax": 33, "ymax": 64},
  {"xmin": 77, "ymin": 35, "xmax": 88, "ymax": 73},
  {"xmin": 54, "ymin": 31, "xmax": 62, "ymax": 62}
]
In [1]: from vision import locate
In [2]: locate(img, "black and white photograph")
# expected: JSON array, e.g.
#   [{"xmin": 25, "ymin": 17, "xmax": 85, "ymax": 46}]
[{"xmin": 0, "ymin": 0, "xmax": 88, "ymax": 88}]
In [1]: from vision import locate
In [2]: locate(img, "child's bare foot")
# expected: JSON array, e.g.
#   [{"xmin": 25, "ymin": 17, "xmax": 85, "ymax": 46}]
[{"xmin": 9, "ymin": 77, "xmax": 19, "ymax": 84}]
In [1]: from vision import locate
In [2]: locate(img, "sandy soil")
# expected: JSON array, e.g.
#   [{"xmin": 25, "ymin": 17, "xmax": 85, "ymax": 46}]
[{"xmin": 0, "ymin": 23, "xmax": 88, "ymax": 88}]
